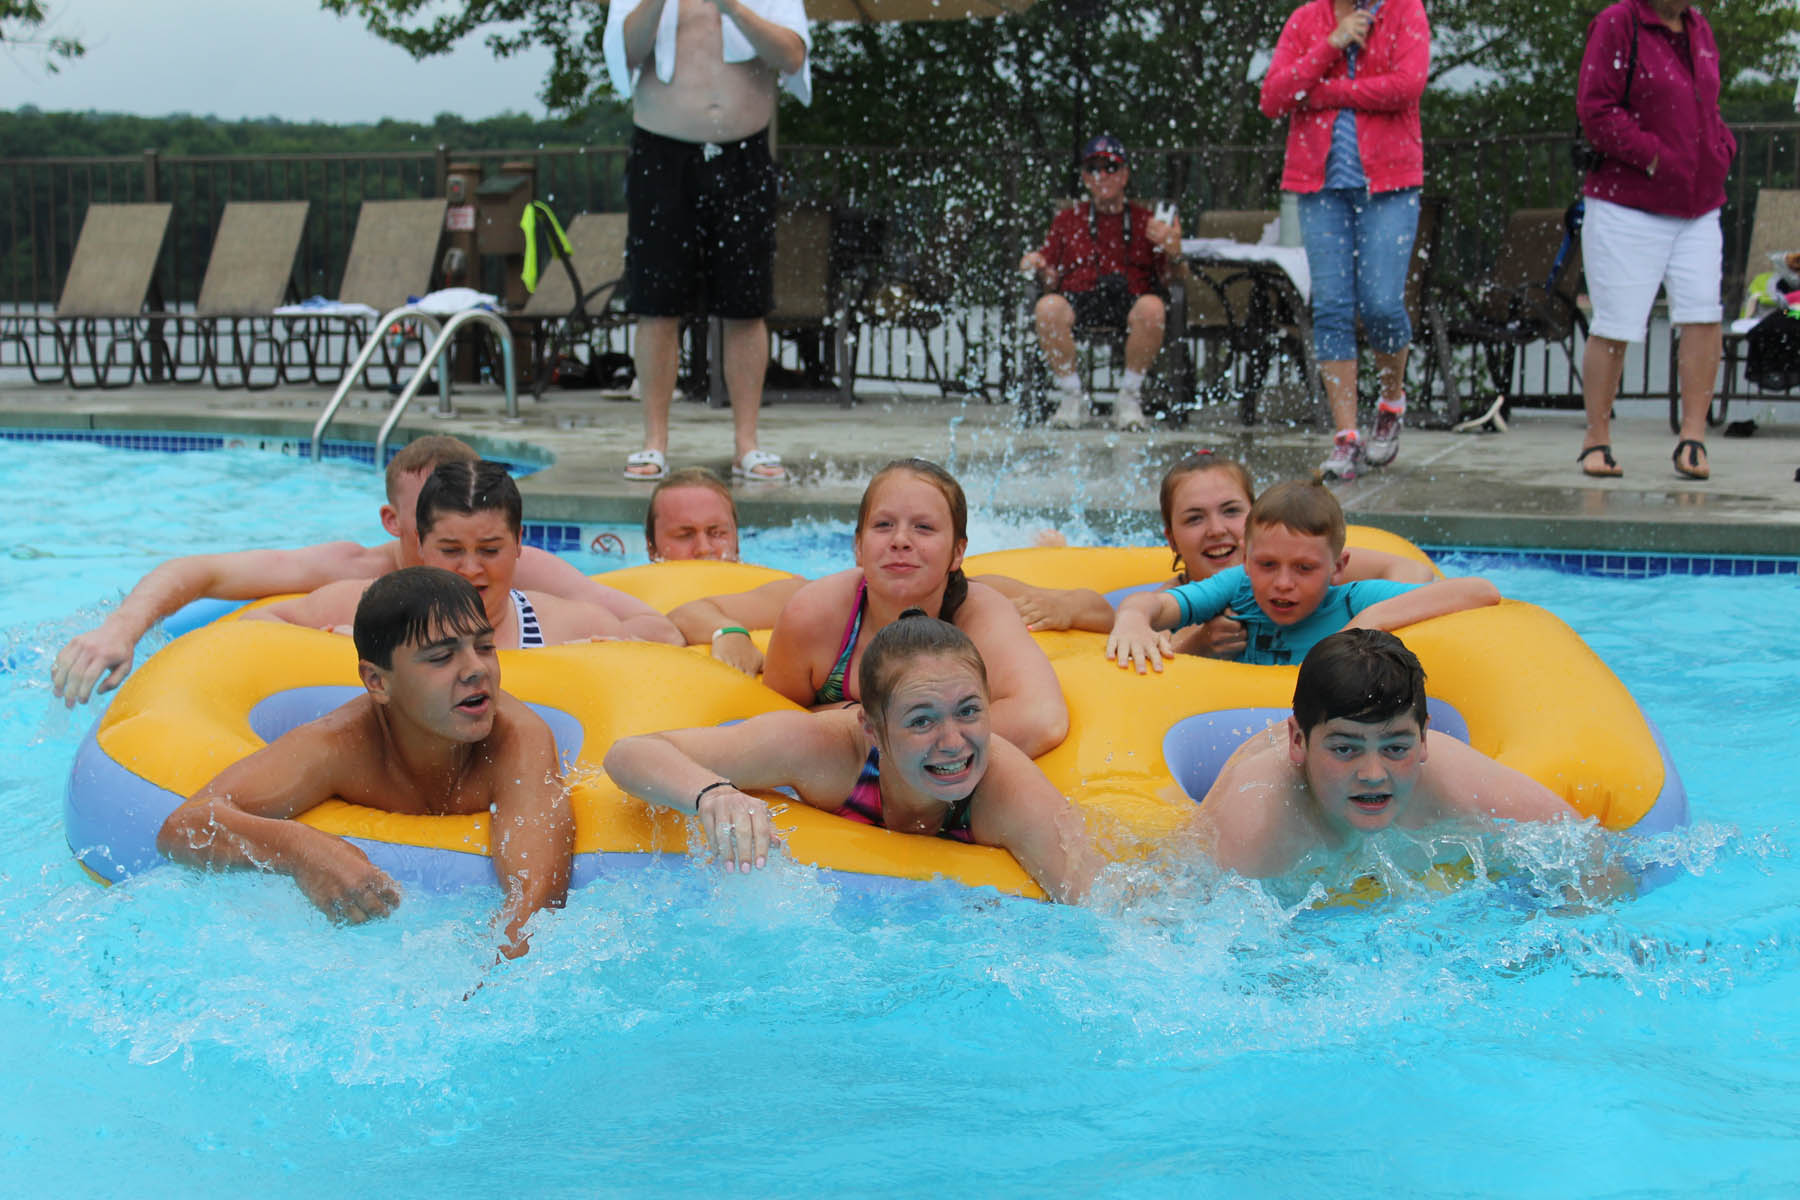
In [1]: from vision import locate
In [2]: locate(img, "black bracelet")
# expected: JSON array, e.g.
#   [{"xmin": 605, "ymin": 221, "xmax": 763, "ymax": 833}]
[{"xmin": 693, "ymin": 780, "xmax": 734, "ymax": 813}]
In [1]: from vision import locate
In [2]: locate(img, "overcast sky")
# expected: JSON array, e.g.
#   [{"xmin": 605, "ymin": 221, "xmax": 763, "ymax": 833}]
[{"xmin": 0, "ymin": 0, "xmax": 556, "ymax": 123}]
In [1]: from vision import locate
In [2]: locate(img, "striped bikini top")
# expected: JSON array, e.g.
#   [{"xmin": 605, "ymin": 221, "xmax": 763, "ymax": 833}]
[
  {"xmin": 814, "ymin": 579, "xmax": 867, "ymax": 705},
  {"xmin": 835, "ymin": 746, "xmax": 975, "ymax": 844},
  {"xmin": 510, "ymin": 589, "xmax": 546, "ymax": 649}
]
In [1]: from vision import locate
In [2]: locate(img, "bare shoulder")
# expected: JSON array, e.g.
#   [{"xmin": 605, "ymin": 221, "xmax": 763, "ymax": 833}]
[
  {"xmin": 776, "ymin": 570, "xmax": 861, "ymax": 627},
  {"xmin": 1196, "ymin": 730, "xmax": 1310, "ymax": 878},
  {"xmin": 486, "ymin": 692, "xmax": 560, "ymax": 759},
  {"xmin": 957, "ymin": 579, "xmax": 1016, "ymax": 623},
  {"xmin": 201, "ymin": 694, "xmax": 384, "ymax": 811},
  {"xmin": 1412, "ymin": 732, "xmax": 1574, "ymax": 826}
]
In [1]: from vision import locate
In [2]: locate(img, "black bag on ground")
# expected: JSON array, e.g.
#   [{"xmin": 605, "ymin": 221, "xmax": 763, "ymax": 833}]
[{"xmin": 1745, "ymin": 310, "xmax": 1800, "ymax": 392}]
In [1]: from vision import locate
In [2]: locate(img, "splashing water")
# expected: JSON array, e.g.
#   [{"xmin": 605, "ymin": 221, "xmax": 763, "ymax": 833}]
[{"xmin": 3, "ymin": 439, "xmax": 1798, "ymax": 1192}]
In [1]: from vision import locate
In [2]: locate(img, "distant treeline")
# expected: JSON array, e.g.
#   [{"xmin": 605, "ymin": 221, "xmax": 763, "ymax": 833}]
[{"xmin": 0, "ymin": 103, "xmax": 637, "ymax": 159}]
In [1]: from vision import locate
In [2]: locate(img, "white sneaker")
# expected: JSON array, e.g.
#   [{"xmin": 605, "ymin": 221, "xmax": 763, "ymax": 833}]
[
  {"xmin": 1113, "ymin": 393, "xmax": 1149, "ymax": 431},
  {"xmin": 1365, "ymin": 405, "xmax": 1403, "ymax": 467},
  {"xmin": 1319, "ymin": 434, "xmax": 1363, "ymax": 481},
  {"xmin": 1049, "ymin": 390, "xmax": 1088, "ymax": 429}
]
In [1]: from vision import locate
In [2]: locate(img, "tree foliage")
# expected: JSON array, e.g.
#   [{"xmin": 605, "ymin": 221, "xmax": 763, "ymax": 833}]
[
  {"xmin": 1, "ymin": 0, "xmax": 83, "ymax": 73},
  {"xmin": 314, "ymin": 0, "xmax": 1800, "ymax": 153}
]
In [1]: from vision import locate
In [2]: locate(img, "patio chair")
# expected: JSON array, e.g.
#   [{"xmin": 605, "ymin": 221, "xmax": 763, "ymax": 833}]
[
  {"xmin": 1178, "ymin": 208, "xmax": 1314, "ymax": 424},
  {"xmin": 280, "ymin": 197, "xmax": 447, "ymax": 386},
  {"xmin": 1018, "ymin": 198, "xmax": 1194, "ymax": 426},
  {"xmin": 1415, "ymin": 206, "xmax": 1586, "ymax": 426},
  {"xmin": 171, "ymin": 201, "xmax": 310, "ymax": 390},
  {"xmin": 850, "ymin": 204, "xmax": 990, "ymax": 400},
  {"xmin": 517, "ymin": 211, "xmax": 632, "ymax": 398},
  {"xmin": 1706, "ymin": 188, "xmax": 1800, "ymax": 432},
  {"xmin": 2, "ymin": 203, "xmax": 173, "ymax": 389}
]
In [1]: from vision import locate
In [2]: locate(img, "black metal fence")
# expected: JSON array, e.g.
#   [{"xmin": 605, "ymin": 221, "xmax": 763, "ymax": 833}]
[{"xmin": 4, "ymin": 124, "xmax": 1799, "ymax": 410}]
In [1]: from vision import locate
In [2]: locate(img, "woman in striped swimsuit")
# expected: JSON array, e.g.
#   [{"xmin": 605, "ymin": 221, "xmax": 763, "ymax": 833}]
[
  {"xmin": 246, "ymin": 461, "xmax": 629, "ymax": 648},
  {"xmin": 604, "ymin": 612, "xmax": 1099, "ymax": 902}
]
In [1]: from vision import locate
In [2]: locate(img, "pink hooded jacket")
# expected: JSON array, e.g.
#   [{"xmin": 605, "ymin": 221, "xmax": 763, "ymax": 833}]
[{"xmin": 1260, "ymin": 0, "xmax": 1430, "ymax": 195}]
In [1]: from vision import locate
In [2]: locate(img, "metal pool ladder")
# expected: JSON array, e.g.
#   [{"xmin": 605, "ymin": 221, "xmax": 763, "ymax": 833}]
[{"xmin": 310, "ymin": 304, "xmax": 519, "ymax": 467}]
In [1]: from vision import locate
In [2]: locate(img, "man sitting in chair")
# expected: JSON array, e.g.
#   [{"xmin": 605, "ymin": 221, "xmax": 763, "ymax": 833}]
[{"xmin": 1019, "ymin": 134, "xmax": 1182, "ymax": 432}]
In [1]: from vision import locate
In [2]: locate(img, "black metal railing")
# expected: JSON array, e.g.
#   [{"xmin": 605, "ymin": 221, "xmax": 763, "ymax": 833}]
[{"xmin": 4, "ymin": 125, "xmax": 1798, "ymax": 411}]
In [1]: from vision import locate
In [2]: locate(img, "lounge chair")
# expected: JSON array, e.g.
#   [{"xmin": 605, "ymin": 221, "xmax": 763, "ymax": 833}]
[
  {"xmin": 280, "ymin": 198, "xmax": 447, "ymax": 386},
  {"xmin": 170, "ymin": 201, "xmax": 310, "ymax": 390},
  {"xmin": 2, "ymin": 203, "xmax": 173, "ymax": 388},
  {"xmin": 1415, "ymin": 206, "xmax": 1586, "ymax": 425},
  {"xmin": 517, "ymin": 211, "xmax": 631, "ymax": 398},
  {"xmin": 1708, "ymin": 188, "xmax": 1800, "ymax": 431},
  {"xmin": 849, "ymin": 204, "xmax": 989, "ymax": 400}
]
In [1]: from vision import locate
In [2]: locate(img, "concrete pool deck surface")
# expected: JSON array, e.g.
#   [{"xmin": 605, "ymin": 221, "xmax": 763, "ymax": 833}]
[{"xmin": 4, "ymin": 377, "xmax": 1798, "ymax": 555}]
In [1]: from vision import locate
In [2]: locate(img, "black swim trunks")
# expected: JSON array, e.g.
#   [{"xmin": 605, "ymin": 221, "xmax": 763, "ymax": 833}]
[
  {"xmin": 1065, "ymin": 283, "xmax": 1135, "ymax": 331},
  {"xmin": 625, "ymin": 125, "xmax": 777, "ymax": 320}
]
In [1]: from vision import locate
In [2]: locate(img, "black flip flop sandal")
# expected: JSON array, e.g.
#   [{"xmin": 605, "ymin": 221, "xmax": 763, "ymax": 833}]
[
  {"xmin": 1577, "ymin": 444, "xmax": 1621, "ymax": 477},
  {"xmin": 1672, "ymin": 439, "xmax": 1710, "ymax": 480}
]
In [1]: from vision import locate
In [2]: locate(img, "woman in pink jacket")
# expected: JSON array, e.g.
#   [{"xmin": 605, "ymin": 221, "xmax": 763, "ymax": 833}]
[{"xmin": 1261, "ymin": 0, "xmax": 1430, "ymax": 481}]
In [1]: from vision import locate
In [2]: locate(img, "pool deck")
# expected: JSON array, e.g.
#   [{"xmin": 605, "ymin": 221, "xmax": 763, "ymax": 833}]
[{"xmin": 5, "ymin": 377, "xmax": 1798, "ymax": 555}]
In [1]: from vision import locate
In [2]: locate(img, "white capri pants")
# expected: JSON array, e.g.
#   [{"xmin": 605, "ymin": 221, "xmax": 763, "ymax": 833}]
[{"xmin": 1583, "ymin": 196, "xmax": 1723, "ymax": 342}]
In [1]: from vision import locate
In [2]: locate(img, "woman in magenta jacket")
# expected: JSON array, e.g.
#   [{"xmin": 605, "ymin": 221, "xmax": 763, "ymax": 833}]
[
  {"xmin": 1261, "ymin": 0, "xmax": 1429, "ymax": 482},
  {"xmin": 1574, "ymin": 0, "xmax": 1735, "ymax": 482}
]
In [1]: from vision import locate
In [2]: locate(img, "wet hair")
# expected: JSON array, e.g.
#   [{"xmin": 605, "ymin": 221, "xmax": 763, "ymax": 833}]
[
  {"xmin": 1246, "ymin": 479, "xmax": 1346, "ymax": 557},
  {"xmin": 858, "ymin": 608, "xmax": 988, "ymax": 726},
  {"xmin": 353, "ymin": 566, "xmax": 492, "ymax": 669},
  {"xmin": 1292, "ymin": 629, "xmax": 1429, "ymax": 736},
  {"xmin": 856, "ymin": 458, "xmax": 970, "ymax": 621},
  {"xmin": 415, "ymin": 460, "xmax": 522, "ymax": 540},
  {"xmin": 1158, "ymin": 451, "xmax": 1256, "ymax": 581},
  {"xmin": 645, "ymin": 467, "xmax": 737, "ymax": 556},
  {"xmin": 384, "ymin": 435, "xmax": 478, "ymax": 504}
]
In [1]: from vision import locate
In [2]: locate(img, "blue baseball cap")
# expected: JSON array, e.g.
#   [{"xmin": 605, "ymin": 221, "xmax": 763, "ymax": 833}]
[{"xmin": 1081, "ymin": 134, "xmax": 1128, "ymax": 166}]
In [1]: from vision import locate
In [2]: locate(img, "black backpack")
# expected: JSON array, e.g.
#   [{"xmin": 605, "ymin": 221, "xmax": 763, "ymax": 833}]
[{"xmin": 1745, "ymin": 310, "xmax": 1800, "ymax": 392}]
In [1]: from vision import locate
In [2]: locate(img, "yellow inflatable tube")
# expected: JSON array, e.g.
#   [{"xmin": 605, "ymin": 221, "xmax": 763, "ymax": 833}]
[{"xmin": 66, "ymin": 543, "xmax": 1683, "ymax": 903}]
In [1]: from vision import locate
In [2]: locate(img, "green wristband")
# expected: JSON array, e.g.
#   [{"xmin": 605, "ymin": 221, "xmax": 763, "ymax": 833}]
[{"xmin": 710, "ymin": 625, "xmax": 751, "ymax": 641}]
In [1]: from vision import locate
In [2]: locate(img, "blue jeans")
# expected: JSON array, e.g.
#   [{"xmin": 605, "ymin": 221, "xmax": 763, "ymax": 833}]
[{"xmin": 1297, "ymin": 187, "xmax": 1419, "ymax": 362}]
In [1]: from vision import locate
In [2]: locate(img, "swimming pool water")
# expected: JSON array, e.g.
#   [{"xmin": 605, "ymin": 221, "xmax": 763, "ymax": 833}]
[{"xmin": 4, "ymin": 439, "xmax": 1799, "ymax": 1194}]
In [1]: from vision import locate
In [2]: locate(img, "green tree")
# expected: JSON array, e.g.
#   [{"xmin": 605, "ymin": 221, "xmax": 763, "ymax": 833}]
[
  {"xmin": 1, "ymin": 0, "xmax": 83, "ymax": 73},
  {"xmin": 313, "ymin": 0, "xmax": 1800, "ymax": 152}
]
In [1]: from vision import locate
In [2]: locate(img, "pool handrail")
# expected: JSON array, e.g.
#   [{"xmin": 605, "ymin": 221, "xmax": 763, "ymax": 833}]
[
  {"xmin": 309, "ymin": 305, "xmax": 450, "ymax": 464},
  {"xmin": 372, "ymin": 307, "xmax": 518, "ymax": 468}
]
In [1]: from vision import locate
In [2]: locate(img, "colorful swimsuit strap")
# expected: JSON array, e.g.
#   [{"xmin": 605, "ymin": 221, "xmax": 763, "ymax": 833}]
[
  {"xmin": 511, "ymin": 589, "xmax": 546, "ymax": 649},
  {"xmin": 814, "ymin": 578, "xmax": 868, "ymax": 705},
  {"xmin": 838, "ymin": 744, "xmax": 884, "ymax": 824},
  {"xmin": 833, "ymin": 745, "xmax": 976, "ymax": 844}
]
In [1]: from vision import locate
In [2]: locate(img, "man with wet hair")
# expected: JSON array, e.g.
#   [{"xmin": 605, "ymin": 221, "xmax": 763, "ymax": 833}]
[
  {"xmin": 1196, "ymin": 629, "xmax": 1575, "ymax": 879},
  {"xmin": 158, "ymin": 567, "xmax": 574, "ymax": 959},
  {"xmin": 52, "ymin": 435, "xmax": 680, "ymax": 706}
]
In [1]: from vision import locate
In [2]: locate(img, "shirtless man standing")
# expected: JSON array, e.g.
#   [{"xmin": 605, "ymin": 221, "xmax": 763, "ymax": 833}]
[
  {"xmin": 603, "ymin": 0, "xmax": 811, "ymax": 484},
  {"xmin": 51, "ymin": 435, "xmax": 681, "ymax": 706}
]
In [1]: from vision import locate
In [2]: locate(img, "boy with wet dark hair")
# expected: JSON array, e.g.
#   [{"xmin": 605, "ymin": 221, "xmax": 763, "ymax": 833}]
[
  {"xmin": 158, "ymin": 567, "xmax": 574, "ymax": 959},
  {"xmin": 1107, "ymin": 480, "xmax": 1499, "ymax": 671},
  {"xmin": 1195, "ymin": 629, "xmax": 1574, "ymax": 879}
]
